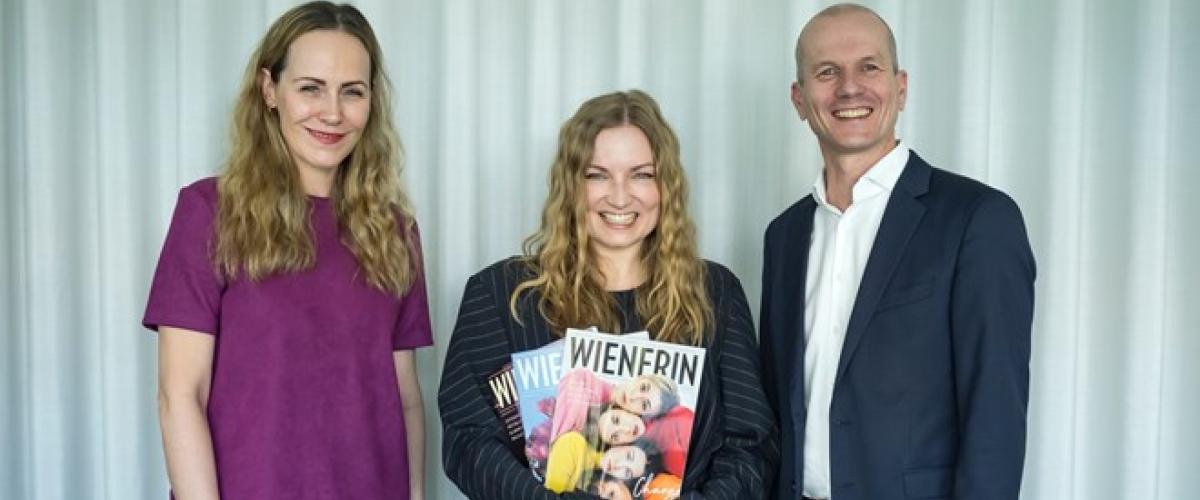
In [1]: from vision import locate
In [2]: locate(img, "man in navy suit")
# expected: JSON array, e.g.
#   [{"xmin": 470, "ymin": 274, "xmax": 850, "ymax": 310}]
[{"xmin": 759, "ymin": 4, "xmax": 1035, "ymax": 500}]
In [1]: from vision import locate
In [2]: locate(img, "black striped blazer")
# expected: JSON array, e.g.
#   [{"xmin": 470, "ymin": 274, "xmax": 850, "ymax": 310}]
[{"xmin": 439, "ymin": 257, "xmax": 778, "ymax": 499}]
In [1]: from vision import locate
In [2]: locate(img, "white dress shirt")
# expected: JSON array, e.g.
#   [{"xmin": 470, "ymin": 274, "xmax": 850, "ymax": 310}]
[{"xmin": 802, "ymin": 143, "xmax": 909, "ymax": 498}]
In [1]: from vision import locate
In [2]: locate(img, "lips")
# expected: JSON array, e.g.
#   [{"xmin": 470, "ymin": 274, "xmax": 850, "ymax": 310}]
[
  {"xmin": 600, "ymin": 212, "xmax": 637, "ymax": 226},
  {"xmin": 307, "ymin": 128, "xmax": 346, "ymax": 145},
  {"xmin": 832, "ymin": 106, "xmax": 872, "ymax": 119}
]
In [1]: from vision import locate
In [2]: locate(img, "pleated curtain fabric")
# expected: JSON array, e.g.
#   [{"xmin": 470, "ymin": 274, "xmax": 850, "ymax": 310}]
[{"xmin": 1, "ymin": 0, "xmax": 1198, "ymax": 499}]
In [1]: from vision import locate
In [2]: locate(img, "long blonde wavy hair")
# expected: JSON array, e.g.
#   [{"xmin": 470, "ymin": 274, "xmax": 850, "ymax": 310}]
[
  {"xmin": 214, "ymin": 1, "xmax": 418, "ymax": 296},
  {"xmin": 510, "ymin": 90, "xmax": 713, "ymax": 345}
]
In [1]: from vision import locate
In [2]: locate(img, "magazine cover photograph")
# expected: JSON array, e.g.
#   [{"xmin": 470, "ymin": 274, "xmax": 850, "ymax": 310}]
[{"xmin": 537, "ymin": 328, "xmax": 706, "ymax": 500}]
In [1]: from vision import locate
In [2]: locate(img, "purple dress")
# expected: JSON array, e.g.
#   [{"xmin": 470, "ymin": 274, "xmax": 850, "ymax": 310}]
[{"xmin": 143, "ymin": 178, "xmax": 433, "ymax": 499}]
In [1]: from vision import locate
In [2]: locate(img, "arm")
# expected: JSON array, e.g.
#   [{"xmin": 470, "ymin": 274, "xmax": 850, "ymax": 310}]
[
  {"xmin": 438, "ymin": 275, "xmax": 591, "ymax": 500},
  {"xmin": 684, "ymin": 270, "xmax": 780, "ymax": 499},
  {"xmin": 757, "ymin": 226, "xmax": 782, "ymax": 418},
  {"xmin": 157, "ymin": 327, "xmax": 219, "ymax": 500},
  {"xmin": 543, "ymin": 432, "xmax": 589, "ymax": 493},
  {"xmin": 950, "ymin": 192, "xmax": 1036, "ymax": 500},
  {"xmin": 394, "ymin": 349, "xmax": 426, "ymax": 500}
]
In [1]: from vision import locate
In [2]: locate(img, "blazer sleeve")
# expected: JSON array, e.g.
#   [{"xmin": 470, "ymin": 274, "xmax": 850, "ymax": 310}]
[
  {"xmin": 683, "ymin": 268, "xmax": 781, "ymax": 499},
  {"xmin": 758, "ymin": 222, "xmax": 782, "ymax": 418},
  {"xmin": 438, "ymin": 273, "xmax": 591, "ymax": 500},
  {"xmin": 949, "ymin": 191, "xmax": 1036, "ymax": 500}
]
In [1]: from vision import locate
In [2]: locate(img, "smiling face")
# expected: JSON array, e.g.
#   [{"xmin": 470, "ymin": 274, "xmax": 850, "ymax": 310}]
[
  {"xmin": 598, "ymin": 407, "xmax": 647, "ymax": 445},
  {"xmin": 593, "ymin": 478, "xmax": 633, "ymax": 500},
  {"xmin": 599, "ymin": 445, "xmax": 648, "ymax": 480},
  {"xmin": 792, "ymin": 9, "xmax": 907, "ymax": 162},
  {"xmin": 261, "ymin": 29, "xmax": 371, "ymax": 193},
  {"xmin": 611, "ymin": 374, "xmax": 671, "ymax": 416},
  {"xmin": 584, "ymin": 125, "xmax": 661, "ymax": 265}
]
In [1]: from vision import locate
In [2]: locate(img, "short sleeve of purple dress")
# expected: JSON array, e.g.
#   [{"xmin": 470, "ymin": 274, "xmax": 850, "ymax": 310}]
[{"xmin": 143, "ymin": 178, "xmax": 434, "ymax": 499}]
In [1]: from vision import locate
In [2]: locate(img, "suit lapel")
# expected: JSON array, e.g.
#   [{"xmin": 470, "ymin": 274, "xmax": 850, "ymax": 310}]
[
  {"xmin": 835, "ymin": 154, "xmax": 931, "ymax": 386},
  {"xmin": 783, "ymin": 197, "xmax": 816, "ymax": 406}
]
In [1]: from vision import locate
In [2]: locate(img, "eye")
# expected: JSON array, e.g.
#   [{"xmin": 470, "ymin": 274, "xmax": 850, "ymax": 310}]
[
  {"xmin": 343, "ymin": 86, "xmax": 367, "ymax": 98},
  {"xmin": 816, "ymin": 66, "xmax": 838, "ymax": 79},
  {"xmin": 299, "ymin": 85, "xmax": 320, "ymax": 95},
  {"xmin": 585, "ymin": 170, "xmax": 608, "ymax": 180},
  {"xmin": 632, "ymin": 169, "xmax": 656, "ymax": 180},
  {"xmin": 863, "ymin": 62, "xmax": 882, "ymax": 73}
]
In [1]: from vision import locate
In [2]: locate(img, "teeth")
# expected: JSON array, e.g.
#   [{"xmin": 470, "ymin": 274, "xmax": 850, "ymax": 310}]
[
  {"xmin": 602, "ymin": 213, "xmax": 636, "ymax": 225},
  {"xmin": 833, "ymin": 107, "xmax": 871, "ymax": 118}
]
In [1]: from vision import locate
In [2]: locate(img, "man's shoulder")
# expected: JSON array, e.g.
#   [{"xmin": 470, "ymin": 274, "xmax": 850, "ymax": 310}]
[
  {"xmin": 764, "ymin": 194, "xmax": 816, "ymax": 239},
  {"xmin": 915, "ymin": 155, "xmax": 1017, "ymax": 211}
]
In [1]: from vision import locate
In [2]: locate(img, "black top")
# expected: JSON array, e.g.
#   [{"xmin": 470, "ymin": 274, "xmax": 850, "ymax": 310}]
[{"xmin": 439, "ymin": 257, "xmax": 779, "ymax": 499}]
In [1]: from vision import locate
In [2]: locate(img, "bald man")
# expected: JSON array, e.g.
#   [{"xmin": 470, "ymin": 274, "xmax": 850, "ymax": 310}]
[{"xmin": 758, "ymin": 4, "xmax": 1035, "ymax": 500}]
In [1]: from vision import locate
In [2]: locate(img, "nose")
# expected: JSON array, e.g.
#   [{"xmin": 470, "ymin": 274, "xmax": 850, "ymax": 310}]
[
  {"xmin": 607, "ymin": 178, "xmax": 631, "ymax": 208},
  {"xmin": 319, "ymin": 94, "xmax": 343, "ymax": 125},
  {"xmin": 836, "ymin": 71, "xmax": 863, "ymax": 97}
]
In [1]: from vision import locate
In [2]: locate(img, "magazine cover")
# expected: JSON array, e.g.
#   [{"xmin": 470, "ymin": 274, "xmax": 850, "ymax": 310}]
[
  {"xmin": 541, "ymin": 328, "xmax": 706, "ymax": 500},
  {"xmin": 481, "ymin": 362, "xmax": 526, "ymax": 463},
  {"xmin": 513, "ymin": 332, "xmax": 650, "ymax": 482},
  {"xmin": 511, "ymin": 339, "xmax": 566, "ymax": 480}
]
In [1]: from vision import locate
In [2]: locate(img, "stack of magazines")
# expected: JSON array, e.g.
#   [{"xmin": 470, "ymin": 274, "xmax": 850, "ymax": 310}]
[{"xmin": 483, "ymin": 328, "xmax": 705, "ymax": 500}]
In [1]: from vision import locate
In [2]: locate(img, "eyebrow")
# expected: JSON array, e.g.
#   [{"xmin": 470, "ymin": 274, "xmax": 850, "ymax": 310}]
[
  {"xmin": 587, "ymin": 163, "xmax": 655, "ymax": 170},
  {"xmin": 292, "ymin": 77, "xmax": 369, "ymax": 88},
  {"xmin": 813, "ymin": 54, "xmax": 886, "ymax": 69}
]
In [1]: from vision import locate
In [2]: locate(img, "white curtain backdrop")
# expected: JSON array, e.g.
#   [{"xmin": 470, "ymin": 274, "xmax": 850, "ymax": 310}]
[{"xmin": 3, "ymin": 0, "xmax": 1198, "ymax": 498}]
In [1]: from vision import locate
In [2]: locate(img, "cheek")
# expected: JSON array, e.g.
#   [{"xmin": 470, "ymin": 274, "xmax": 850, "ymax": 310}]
[
  {"xmin": 639, "ymin": 184, "xmax": 661, "ymax": 207},
  {"xmin": 585, "ymin": 183, "xmax": 607, "ymax": 209},
  {"xmin": 279, "ymin": 95, "xmax": 315, "ymax": 123},
  {"xmin": 346, "ymin": 101, "xmax": 371, "ymax": 129}
]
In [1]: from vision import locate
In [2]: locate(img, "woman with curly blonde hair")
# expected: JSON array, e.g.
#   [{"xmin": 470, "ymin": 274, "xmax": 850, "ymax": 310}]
[
  {"xmin": 440, "ymin": 90, "xmax": 777, "ymax": 499},
  {"xmin": 143, "ymin": 2, "xmax": 432, "ymax": 499}
]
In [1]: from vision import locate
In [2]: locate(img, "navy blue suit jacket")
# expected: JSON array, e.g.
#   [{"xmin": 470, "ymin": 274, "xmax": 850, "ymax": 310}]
[{"xmin": 759, "ymin": 151, "xmax": 1035, "ymax": 500}]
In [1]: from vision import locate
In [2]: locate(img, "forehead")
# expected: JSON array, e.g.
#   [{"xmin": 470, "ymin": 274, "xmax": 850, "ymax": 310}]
[
  {"xmin": 634, "ymin": 375, "xmax": 660, "ymax": 389},
  {"xmin": 610, "ymin": 445, "xmax": 638, "ymax": 457},
  {"xmin": 591, "ymin": 125, "xmax": 653, "ymax": 165},
  {"xmin": 800, "ymin": 11, "xmax": 892, "ymax": 66},
  {"xmin": 283, "ymin": 29, "xmax": 371, "ymax": 79}
]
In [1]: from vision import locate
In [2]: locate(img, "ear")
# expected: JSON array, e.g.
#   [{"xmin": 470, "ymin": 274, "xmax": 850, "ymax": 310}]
[
  {"xmin": 260, "ymin": 68, "xmax": 277, "ymax": 109},
  {"xmin": 896, "ymin": 69, "xmax": 909, "ymax": 111},
  {"xmin": 790, "ymin": 81, "xmax": 808, "ymax": 121}
]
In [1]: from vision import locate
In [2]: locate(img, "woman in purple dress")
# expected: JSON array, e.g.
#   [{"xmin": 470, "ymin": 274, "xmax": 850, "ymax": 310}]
[{"xmin": 143, "ymin": 2, "xmax": 432, "ymax": 499}]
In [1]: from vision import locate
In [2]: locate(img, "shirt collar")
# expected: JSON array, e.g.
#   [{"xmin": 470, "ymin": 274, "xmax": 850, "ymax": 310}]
[{"xmin": 811, "ymin": 141, "xmax": 910, "ymax": 210}]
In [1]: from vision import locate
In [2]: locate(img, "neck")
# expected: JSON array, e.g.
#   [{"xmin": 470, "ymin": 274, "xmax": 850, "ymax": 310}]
[
  {"xmin": 819, "ymin": 140, "xmax": 897, "ymax": 211},
  {"xmin": 594, "ymin": 249, "xmax": 646, "ymax": 291},
  {"xmin": 297, "ymin": 164, "xmax": 337, "ymax": 198}
]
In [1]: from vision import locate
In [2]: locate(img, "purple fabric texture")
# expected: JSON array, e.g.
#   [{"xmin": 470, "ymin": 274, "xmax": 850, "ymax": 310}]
[{"xmin": 144, "ymin": 178, "xmax": 433, "ymax": 499}]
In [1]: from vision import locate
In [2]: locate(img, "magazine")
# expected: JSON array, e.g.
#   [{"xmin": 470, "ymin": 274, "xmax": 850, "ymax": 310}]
[
  {"xmin": 511, "ymin": 339, "xmax": 566, "ymax": 480},
  {"xmin": 512, "ymin": 331, "xmax": 650, "ymax": 482},
  {"xmin": 481, "ymin": 362, "xmax": 526, "ymax": 462},
  {"xmin": 540, "ymin": 328, "xmax": 706, "ymax": 500}
]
